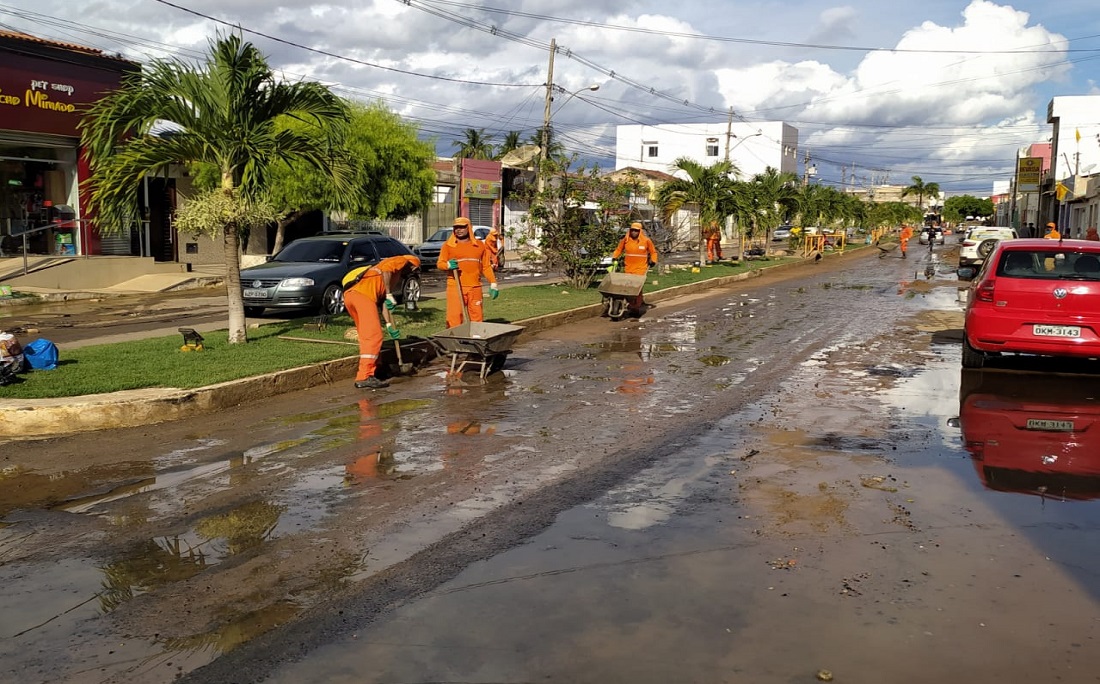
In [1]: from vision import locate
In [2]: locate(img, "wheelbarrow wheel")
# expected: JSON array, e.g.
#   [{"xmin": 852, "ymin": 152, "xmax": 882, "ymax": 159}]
[
  {"xmin": 488, "ymin": 353, "xmax": 509, "ymax": 374},
  {"xmin": 608, "ymin": 298, "xmax": 627, "ymax": 320}
]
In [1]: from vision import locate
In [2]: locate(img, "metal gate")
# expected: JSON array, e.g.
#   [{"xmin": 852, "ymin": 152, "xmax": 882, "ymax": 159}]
[{"xmin": 468, "ymin": 198, "xmax": 495, "ymax": 227}]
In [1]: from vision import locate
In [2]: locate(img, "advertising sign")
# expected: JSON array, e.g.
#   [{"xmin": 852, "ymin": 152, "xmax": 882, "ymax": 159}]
[
  {"xmin": 463, "ymin": 178, "xmax": 502, "ymax": 199},
  {"xmin": 1017, "ymin": 157, "xmax": 1042, "ymax": 193},
  {"xmin": 0, "ymin": 51, "xmax": 127, "ymax": 137}
]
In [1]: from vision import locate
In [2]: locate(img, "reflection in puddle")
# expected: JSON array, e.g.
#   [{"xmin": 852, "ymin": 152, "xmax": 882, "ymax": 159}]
[
  {"xmin": 160, "ymin": 599, "xmax": 301, "ymax": 655},
  {"xmin": 99, "ymin": 537, "xmax": 210, "ymax": 613}
]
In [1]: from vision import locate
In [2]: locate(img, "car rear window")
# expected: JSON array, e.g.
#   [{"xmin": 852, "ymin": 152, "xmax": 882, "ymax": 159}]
[
  {"xmin": 996, "ymin": 249, "xmax": 1100, "ymax": 280},
  {"xmin": 373, "ymin": 237, "xmax": 411, "ymax": 259},
  {"xmin": 274, "ymin": 240, "xmax": 346, "ymax": 262}
]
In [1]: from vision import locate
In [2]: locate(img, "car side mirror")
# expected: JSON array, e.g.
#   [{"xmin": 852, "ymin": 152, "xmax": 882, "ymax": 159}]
[{"xmin": 956, "ymin": 266, "xmax": 977, "ymax": 281}]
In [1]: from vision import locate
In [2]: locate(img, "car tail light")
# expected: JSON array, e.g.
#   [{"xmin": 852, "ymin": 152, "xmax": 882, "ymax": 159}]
[
  {"xmin": 976, "ymin": 278, "xmax": 996, "ymax": 302},
  {"xmin": 962, "ymin": 240, "xmax": 977, "ymax": 247}
]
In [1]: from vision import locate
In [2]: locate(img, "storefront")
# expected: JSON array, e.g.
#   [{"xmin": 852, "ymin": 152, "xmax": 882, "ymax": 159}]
[
  {"xmin": 0, "ymin": 30, "xmax": 137, "ymax": 256},
  {"xmin": 459, "ymin": 158, "xmax": 502, "ymax": 228}
]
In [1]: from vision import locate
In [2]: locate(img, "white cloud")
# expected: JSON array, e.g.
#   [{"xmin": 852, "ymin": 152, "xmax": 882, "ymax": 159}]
[{"xmin": 1, "ymin": 0, "xmax": 1095, "ymax": 194}]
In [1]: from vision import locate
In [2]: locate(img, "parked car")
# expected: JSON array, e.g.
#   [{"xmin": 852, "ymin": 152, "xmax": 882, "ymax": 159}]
[
  {"xmin": 957, "ymin": 226, "xmax": 1018, "ymax": 278},
  {"xmin": 772, "ymin": 225, "xmax": 792, "ymax": 241},
  {"xmin": 239, "ymin": 232, "xmax": 421, "ymax": 317},
  {"xmin": 412, "ymin": 228, "xmax": 452, "ymax": 268},
  {"xmin": 958, "ymin": 369, "xmax": 1100, "ymax": 500},
  {"xmin": 961, "ymin": 239, "xmax": 1100, "ymax": 368},
  {"xmin": 919, "ymin": 227, "xmax": 945, "ymax": 245}
]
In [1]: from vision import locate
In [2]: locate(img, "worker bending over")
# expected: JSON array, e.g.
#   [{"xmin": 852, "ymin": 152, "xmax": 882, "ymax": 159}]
[
  {"xmin": 705, "ymin": 221, "xmax": 723, "ymax": 262},
  {"xmin": 342, "ymin": 254, "xmax": 420, "ymax": 389}
]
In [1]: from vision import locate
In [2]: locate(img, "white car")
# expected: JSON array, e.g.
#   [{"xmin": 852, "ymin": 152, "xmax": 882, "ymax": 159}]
[
  {"xmin": 958, "ymin": 226, "xmax": 1018, "ymax": 276},
  {"xmin": 772, "ymin": 226, "xmax": 792, "ymax": 241}
]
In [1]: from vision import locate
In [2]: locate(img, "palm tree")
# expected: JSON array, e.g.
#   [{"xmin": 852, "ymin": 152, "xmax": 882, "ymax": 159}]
[
  {"xmin": 80, "ymin": 34, "xmax": 350, "ymax": 344},
  {"xmin": 496, "ymin": 130, "xmax": 523, "ymax": 159},
  {"xmin": 657, "ymin": 158, "xmax": 739, "ymax": 265},
  {"xmin": 901, "ymin": 175, "xmax": 941, "ymax": 213},
  {"xmin": 453, "ymin": 128, "xmax": 495, "ymax": 160},
  {"xmin": 750, "ymin": 167, "xmax": 800, "ymax": 245}
]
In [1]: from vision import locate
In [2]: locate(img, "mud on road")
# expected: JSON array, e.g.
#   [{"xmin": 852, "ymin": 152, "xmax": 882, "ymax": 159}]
[{"xmin": 8, "ymin": 246, "xmax": 1098, "ymax": 683}]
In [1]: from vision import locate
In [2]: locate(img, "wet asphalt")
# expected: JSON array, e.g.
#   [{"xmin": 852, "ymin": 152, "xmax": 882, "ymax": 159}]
[{"xmin": 5, "ymin": 245, "xmax": 1100, "ymax": 683}]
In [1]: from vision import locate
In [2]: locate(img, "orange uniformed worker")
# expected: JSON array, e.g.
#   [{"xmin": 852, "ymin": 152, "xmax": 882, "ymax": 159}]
[
  {"xmin": 438, "ymin": 217, "xmax": 498, "ymax": 328},
  {"xmin": 341, "ymin": 254, "xmax": 420, "ymax": 389},
  {"xmin": 705, "ymin": 221, "xmax": 723, "ymax": 262},
  {"xmin": 612, "ymin": 221, "xmax": 659, "ymax": 313},
  {"xmin": 1044, "ymin": 222, "xmax": 1061, "ymax": 239},
  {"xmin": 899, "ymin": 224, "xmax": 913, "ymax": 259},
  {"xmin": 484, "ymin": 226, "xmax": 503, "ymax": 270}
]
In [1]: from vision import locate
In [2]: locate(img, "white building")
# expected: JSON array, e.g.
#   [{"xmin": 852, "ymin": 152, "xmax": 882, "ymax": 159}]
[
  {"xmin": 614, "ymin": 121, "xmax": 799, "ymax": 180},
  {"xmin": 1048, "ymin": 96, "xmax": 1100, "ymax": 181},
  {"xmin": 1047, "ymin": 96, "xmax": 1100, "ymax": 235}
]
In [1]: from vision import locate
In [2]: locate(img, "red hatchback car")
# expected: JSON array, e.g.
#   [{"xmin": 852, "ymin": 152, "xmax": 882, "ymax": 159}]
[{"xmin": 962, "ymin": 238, "xmax": 1100, "ymax": 368}]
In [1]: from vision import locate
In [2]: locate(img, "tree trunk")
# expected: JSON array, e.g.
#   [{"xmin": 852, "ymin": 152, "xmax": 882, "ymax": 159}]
[
  {"xmin": 224, "ymin": 226, "xmax": 248, "ymax": 344},
  {"xmin": 271, "ymin": 210, "xmax": 302, "ymax": 256},
  {"xmin": 698, "ymin": 220, "xmax": 707, "ymax": 265}
]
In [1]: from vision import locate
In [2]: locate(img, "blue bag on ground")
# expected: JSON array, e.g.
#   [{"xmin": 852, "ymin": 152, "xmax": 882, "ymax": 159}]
[{"xmin": 24, "ymin": 338, "xmax": 59, "ymax": 370}]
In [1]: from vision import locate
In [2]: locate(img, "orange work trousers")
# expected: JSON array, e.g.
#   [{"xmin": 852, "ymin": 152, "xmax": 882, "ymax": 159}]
[
  {"xmin": 344, "ymin": 288, "xmax": 383, "ymax": 381},
  {"xmin": 706, "ymin": 236, "xmax": 723, "ymax": 261},
  {"xmin": 900, "ymin": 238, "xmax": 909, "ymax": 256},
  {"xmin": 445, "ymin": 282, "xmax": 484, "ymax": 328}
]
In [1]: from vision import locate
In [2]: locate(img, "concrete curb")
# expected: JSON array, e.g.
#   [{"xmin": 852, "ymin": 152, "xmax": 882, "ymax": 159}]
[
  {"xmin": 0, "ymin": 357, "xmax": 356, "ymax": 438},
  {"xmin": 0, "ymin": 251, "xmax": 854, "ymax": 439}
]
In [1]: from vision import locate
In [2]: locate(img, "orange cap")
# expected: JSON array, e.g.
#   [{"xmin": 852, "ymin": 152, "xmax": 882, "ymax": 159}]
[
  {"xmin": 629, "ymin": 222, "xmax": 642, "ymax": 231},
  {"xmin": 1047, "ymin": 222, "xmax": 1056, "ymax": 228},
  {"xmin": 453, "ymin": 217, "xmax": 471, "ymax": 228}
]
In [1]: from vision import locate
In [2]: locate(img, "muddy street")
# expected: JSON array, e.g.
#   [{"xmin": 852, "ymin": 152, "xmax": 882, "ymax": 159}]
[{"xmin": 5, "ymin": 246, "xmax": 1100, "ymax": 684}]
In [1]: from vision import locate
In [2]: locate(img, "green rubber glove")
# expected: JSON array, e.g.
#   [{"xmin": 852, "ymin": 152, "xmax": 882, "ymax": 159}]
[
  {"xmin": 447, "ymin": 259, "xmax": 459, "ymax": 270},
  {"xmin": 489, "ymin": 284, "xmax": 499, "ymax": 300},
  {"xmin": 607, "ymin": 261, "xmax": 617, "ymax": 273},
  {"xmin": 383, "ymin": 294, "xmax": 397, "ymax": 311},
  {"xmin": 385, "ymin": 325, "xmax": 401, "ymax": 340}
]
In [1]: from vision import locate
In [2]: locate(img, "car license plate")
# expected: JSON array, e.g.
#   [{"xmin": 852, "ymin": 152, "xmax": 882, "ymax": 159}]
[
  {"xmin": 1025, "ymin": 419, "xmax": 1075, "ymax": 432},
  {"xmin": 1033, "ymin": 325, "xmax": 1080, "ymax": 337},
  {"xmin": 243, "ymin": 288, "xmax": 268, "ymax": 298}
]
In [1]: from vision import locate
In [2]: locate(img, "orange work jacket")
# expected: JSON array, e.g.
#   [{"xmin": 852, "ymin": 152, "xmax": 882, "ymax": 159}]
[
  {"xmin": 342, "ymin": 254, "xmax": 420, "ymax": 299},
  {"xmin": 438, "ymin": 235, "xmax": 496, "ymax": 288},
  {"xmin": 612, "ymin": 231, "xmax": 658, "ymax": 276}
]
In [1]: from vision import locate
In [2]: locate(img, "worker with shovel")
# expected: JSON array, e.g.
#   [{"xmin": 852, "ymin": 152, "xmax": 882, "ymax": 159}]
[
  {"xmin": 342, "ymin": 254, "xmax": 420, "ymax": 389},
  {"xmin": 438, "ymin": 217, "xmax": 498, "ymax": 328},
  {"xmin": 611, "ymin": 221, "xmax": 658, "ymax": 315}
]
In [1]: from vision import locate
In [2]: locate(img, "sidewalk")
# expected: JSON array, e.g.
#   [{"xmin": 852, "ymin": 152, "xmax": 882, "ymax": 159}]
[
  {"xmin": 0, "ymin": 251, "xmax": 838, "ymax": 439},
  {"xmin": 2, "ymin": 262, "xmax": 225, "ymax": 303}
]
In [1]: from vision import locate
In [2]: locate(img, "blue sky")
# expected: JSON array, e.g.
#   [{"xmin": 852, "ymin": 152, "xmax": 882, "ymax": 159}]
[{"xmin": 1, "ymin": 0, "xmax": 1098, "ymax": 196}]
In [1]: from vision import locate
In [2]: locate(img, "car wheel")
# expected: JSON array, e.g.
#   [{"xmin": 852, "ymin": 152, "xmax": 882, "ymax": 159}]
[
  {"xmin": 961, "ymin": 335, "xmax": 986, "ymax": 369},
  {"xmin": 977, "ymin": 239, "xmax": 998, "ymax": 258},
  {"xmin": 321, "ymin": 284, "xmax": 344, "ymax": 315},
  {"xmin": 244, "ymin": 306, "xmax": 264, "ymax": 317},
  {"xmin": 401, "ymin": 275, "xmax": 421, "ymax": 304}
]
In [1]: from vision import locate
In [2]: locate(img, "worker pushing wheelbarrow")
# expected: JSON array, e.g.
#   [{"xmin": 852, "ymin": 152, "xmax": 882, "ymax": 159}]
[
  {"xmin": 430, "ymin": 217, "xmax": 523, "ymax": 381},
  {"xmin": 601, "ymin": 221, "xmax": 658, "ymax": 320}
]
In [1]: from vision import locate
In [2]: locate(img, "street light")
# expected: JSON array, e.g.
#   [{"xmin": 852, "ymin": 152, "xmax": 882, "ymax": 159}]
[
  {"xmin": 538, "ymin": 83, "xmax": 600, "ymax": 192},
  {"xmin": 724, "ymin": 131, "xmax": 763, "ymax": 163}
]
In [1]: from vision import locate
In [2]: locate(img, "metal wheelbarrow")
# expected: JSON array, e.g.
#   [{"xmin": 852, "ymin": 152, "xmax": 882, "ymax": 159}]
[
  {"xmin": 429, "ymin": 321, "xmax": 525, "ymax": 380},
  {"xmin": 597, "ymin": 272, "xmax": 647, "ymax": 321}
]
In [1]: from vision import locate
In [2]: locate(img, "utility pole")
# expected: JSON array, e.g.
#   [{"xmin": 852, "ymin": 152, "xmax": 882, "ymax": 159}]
[
  {"xmin": 723, "ymin": 107, "xmax": 734, "ymax": 162},
  {"xmin": 537, "ymin": 38, "xmax": 557, "ymax": 195},
  {"xmin": 802, "ymin": 150, "xmax": 814, "ymax": 187}
]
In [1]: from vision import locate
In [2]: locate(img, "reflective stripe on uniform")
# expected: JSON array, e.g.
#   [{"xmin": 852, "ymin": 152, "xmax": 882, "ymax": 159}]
[{"xmin": 360, "ymin": 354, "xmax": 378, "ymax": 359}]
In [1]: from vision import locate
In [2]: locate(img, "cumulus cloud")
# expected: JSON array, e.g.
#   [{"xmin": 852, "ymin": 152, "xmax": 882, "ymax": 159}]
[{"xmin": 1, "ymin": 0, "xmax": 1090, "ymax": 193}]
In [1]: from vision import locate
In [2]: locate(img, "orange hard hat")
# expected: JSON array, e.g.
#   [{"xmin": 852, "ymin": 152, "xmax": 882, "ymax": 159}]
[{"xmin": 453, "ymin": 217, "xmax": 472, "ymax": 228}]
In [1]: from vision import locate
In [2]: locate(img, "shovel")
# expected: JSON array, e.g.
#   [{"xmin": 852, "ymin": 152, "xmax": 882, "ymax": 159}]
[
  {"xmin": 392, "ymin": 333, "xmax": 413, "ymax": 375},
  {"xmin": 453, "ymin": 267, "xmax": 470, "ymax": 325}
]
